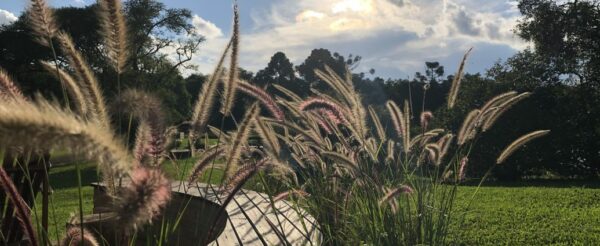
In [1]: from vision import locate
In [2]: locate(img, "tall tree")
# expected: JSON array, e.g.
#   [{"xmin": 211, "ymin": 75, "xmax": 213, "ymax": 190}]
[
  {"xmin": 517, "ymin": 0, "xmax": 600, "ymax": 87},
  {"xmin": 253, "ymin": 51, "xmax": 308, "ymax": 97}
]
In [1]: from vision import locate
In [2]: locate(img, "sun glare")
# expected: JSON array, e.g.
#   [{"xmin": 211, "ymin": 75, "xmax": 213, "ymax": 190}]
[{"xmin": 332, "ymin": 0, "xmax": 374, "ymax": 14}]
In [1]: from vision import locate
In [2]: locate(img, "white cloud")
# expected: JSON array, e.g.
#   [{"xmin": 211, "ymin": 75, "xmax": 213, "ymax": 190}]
[
  {"xmin": 73, "ymin": 0, "xmax": 86, "ymax": 4},
  {"xmin": 192, "ymin": 15, "xmax": 223, "ymax": 39},
  {"xmin": 183, "ymin": 0, "xmax": 527, "ymax": 78},
  {"xmin": 0, "ymin": 9, "xmax": 17, "ymax": 26}
]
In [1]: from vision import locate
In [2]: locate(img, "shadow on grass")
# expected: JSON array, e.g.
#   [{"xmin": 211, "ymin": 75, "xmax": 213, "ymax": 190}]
[
  {"xmin": 48, "ymin": 162, "xmax": 98, "ymax": 189},
  {"xmin": 462, "ymin": 179, "xmax": 600, "ymax": 188}
]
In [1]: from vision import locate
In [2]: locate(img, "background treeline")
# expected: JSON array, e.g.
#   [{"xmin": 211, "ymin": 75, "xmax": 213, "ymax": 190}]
[{"xmin": 0, "ymin": 0, "xmax": 598, "ymax": 180}]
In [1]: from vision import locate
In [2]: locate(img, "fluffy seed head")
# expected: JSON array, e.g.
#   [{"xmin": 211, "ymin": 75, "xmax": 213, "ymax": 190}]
[
  {"xmin": 60, "ymin": 227, "xmax": 99, "ymax": 246},
  {"xmin": 273, "ymin": 189, "xmax": 310, "ymax": 202},
  {"xmin": 458, "ymin": 157, "xmax": 468, "ymax": 181},
  {"xmin": 378, "ymin": 185, "xmax": 414, "ymax": 212},
  {"xmin": 220, "ymin": 4, "xmax": 240, "ymax": 115},
  {"xmin": 27, "ymin": 0, "xmax": 57, "ymax": 47},
  {"xmin": 0, "ymin": 67, "xmax": 26, "ymax": 101},
  {"xmin": 98, "ymin": 0, "xmax": 128, "ymax": 73},
  {"xmin": 496, "ymin": 130, "xmax": 550, "ymax": 164},
  {"xmin": 223, "ymin": 104, "xmax": 260, "ymax": 179},
  {"xmin": 448, "ymin": 48, "xmax": 473, "ymax": 109},
  {"xmin": 457, "ymin": 109, "xmax": 481, "ymax": 145},
  {"xmin": 188, "ymin": 146, "xmax": 225, "ymax": 184},
  {"xmin": 299, "ymin": 98, "xmax": 349, "ymax": 126},
  {"xmin": 116, "ymin": 167, "xmax": 171, "ymax": 231},
  {"xmin": 238, "ymin": 81, "xmax": 285, "ymax": 121},
  {"xmin": 41, "ymin": 61, "xmax": 89, "ymax": 115},
  {"xmin": 420, "ymin": 111, "xmax": 433, "ymax": 130}
]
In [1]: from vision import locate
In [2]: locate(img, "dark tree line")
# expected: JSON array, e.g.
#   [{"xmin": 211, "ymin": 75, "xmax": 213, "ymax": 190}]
[{"xmin": 0, "ymin": 0, "xmax": 598, "ymax": 180}]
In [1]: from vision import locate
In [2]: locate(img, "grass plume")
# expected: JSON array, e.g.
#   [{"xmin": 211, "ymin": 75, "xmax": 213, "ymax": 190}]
[
  {"xmin": 60, "ymin": 226, "xmax": 99, "ymax": 246},
  {"xmin": 220, "ymin": 4, "xmax": 240, "ymax": 115},
  {"xmin": 188, "ymin": 146, "xmax": 225, "ymax": 184},
  {"xmin": 238, "ymin": 80, "xmax": 285, "ymax": 121},
  {"xmin": 496, "ymin": 130, "xmax": 550, "ymax": 164},
  {"xmin": 27, "ymin": 0, "xmax": 57, "ymax": 47},
  {"xmin": 191, "ymin": 40, "xmax": 232, "ymax": 135},
  {"xmin": 457, "ymin": 109, "xmax": 481, "ymax": 145},
  {"xmin": 447, "ymin": 48, "xmax": 473, "ymax": 109},
  {"xmin": 40, "ymin": 61, "xmax": 89, "ymax": 116},
  {"xmin": 0, "ymin": 67, "xmax": 26, "ymax": 101},
  {"xmin": 56, "ymin": 32, "xmax": 110, "ymax": 129},
  {"xmin": 116, "ymin": 167, "xmax": 171, "ymax": 231},
  {"xmin": 0, "ymin": 99, "xmax": 131, "ymax": 177},
  {"xmin": 98, "ymin": 0, "xmax": 128, "ymax": 74},
  {"xmin": 223, "ymin": 104, "xmax": 260, "ymax": 179}
]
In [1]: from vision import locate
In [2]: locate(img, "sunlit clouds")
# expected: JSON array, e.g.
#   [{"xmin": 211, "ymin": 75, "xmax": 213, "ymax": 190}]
[{"xmin": 176, "ymin": 0, "xmax": 528, "ymax": 78}]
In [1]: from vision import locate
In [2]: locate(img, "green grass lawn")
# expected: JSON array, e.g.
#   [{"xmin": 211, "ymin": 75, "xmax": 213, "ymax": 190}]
[
  {"xmin": 448, "ymin": 182, "xmax": 600, "ymax": 245},
  {"xmin": 34, "ymin": 160, "xmax": 600, "ymax": 245}
]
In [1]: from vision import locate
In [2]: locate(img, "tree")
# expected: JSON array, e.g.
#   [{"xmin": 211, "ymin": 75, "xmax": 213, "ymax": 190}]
[
  {"xmin": 0, "ymin": 1, "xmax": 203, "ymax": 124},
  {"xmin": 253, "ymin": 51, "xmax": 308, "ymax": 97},
  {"xmin": 517, "ymin": 0, "xmax": 600, "ymax": 87},
  {"xmin": 296, "ymin": 48, "xmax": 361, "ymax": 87}
]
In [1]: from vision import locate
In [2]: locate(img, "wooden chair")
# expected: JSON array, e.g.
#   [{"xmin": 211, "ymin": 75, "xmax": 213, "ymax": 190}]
[{"xmin": 0, "ymin": 151, "xmax": 50, "ymax": 245}]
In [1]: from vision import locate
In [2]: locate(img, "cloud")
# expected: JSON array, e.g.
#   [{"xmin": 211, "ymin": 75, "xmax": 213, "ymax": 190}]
[
  {"xmin": 182, "ymin": 0, "xmax": 527, "ymax": 78},
  {"xmin": 0, "ymin": 9, "xmax": 17, "ymax": 26},
  {"xmin": 73, "ymin": 0, "xmax": 86, "ymax": 4},
  {"xmin": 192, "ymin": 15, "xmax": 223, "ymax": 39}
]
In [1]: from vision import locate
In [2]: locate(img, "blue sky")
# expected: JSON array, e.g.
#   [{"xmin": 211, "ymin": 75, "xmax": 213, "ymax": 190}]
[{"xmin": 0, "ymin": 0, "xmax": 528, "ymax": 79}]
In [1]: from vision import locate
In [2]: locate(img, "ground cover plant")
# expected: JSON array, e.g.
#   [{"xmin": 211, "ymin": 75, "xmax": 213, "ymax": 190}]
[{"xmin": 0, "ymin": 0, "xmax": 573, "ymax": 245}]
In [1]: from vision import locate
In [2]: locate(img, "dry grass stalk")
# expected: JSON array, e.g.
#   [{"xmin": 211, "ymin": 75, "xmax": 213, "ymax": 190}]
[
  {"xmin": 457, "ymin": 109, "xmax": 481, "ymax": 145},
  {"xmin": 315, "ymin": 66, "xmax": 368, "ymax": 137},
  {"xmin": 0, "ymin": 67, "xmax": 26, "ymax": 101},
  {"xmin": 273, "ymin": 189, "xmax": 310, "ymax": 202},
  {"xmin": 117, "ymin": 167, "xmax": 171, "ymax": 231},
  {"xmin": 0, "ymin": 167, "xmax": 38, "ymax": 246},
  {"xmin": 368, "ymin": 105, "xmax": 386, "ymax": 141},
  {"xmin": 482, "ymin": 92, "xmax": 531, "ymax": 131},
  {"xmin": 447, "ymin": 48, "xmax": 473, "ymax": 109},
  {"xmin": 191, "ymin": 39, "xmax": 232, "ymax": 136},
  {"xmin": 132, "ymin": 122, "xmax": 150, "ymax": 167},
  {"xmin": 479, "ymin": 91, "xmax": 518, "ymax": 115},
  {"xmin": 386, "ymin": 140, "xmax": 395, "ymax": 162},
  {"xmin": 27, "ymin": 0, "xmax": 57, "ymax": 47},
  {"xmin": 98, "ymin": 0, "xmax": 128, "ymax": 73},
  {"xmin": 56, "ymin": 32, "xmax": 110, "ymax": 129},
  {"xmin": 221, "ymin": 158, "xmax": 270, "ymax": 194},
  {"xmin": 220, "ymin": 4, "xmax": 240, "ymax": 115},
  {"xmin": 255, "ymin": 116, "xmax": 281, "ymax": 156},
  {"xmin": 321, "ymin": 151, "xmax": 357, "ymax": 169},
  {"xmin": 116, "ymin": 90, "xmax": 167, "ymax": 166},
  {"xmin": 237, "ymin": 81, "xmax": 285, "ymax": 121},
  {"xmin": 458, "ymin": 157, "xmax": 468, "ymax": 181},
  {"xmin": 420, "ymin": 111, "xmax": 433, "ymax": 130},
  {"xmin": 40, "ymin": 61, "xmax": 89, "ymax": 115},
  {"xmin": 0, "ymin": 100, "xmax": 131, "ymax": 177},
  {"xmin": 223, "ymin": 104, "xmax": 260, "ymax": 179},
  {"xmin": 272, "ymin": 84, "xmax": 302, "ymax": 102},
  {"xmin": 60, "ymin": 226, "xmax": 99, "ymax": 246},
  {"xmin": 188, "ymin": 146, "xmax": 225, "ymax": 183},
  {"xmin": 496, "ymin": 130, "xmax": 550, "ymax": 164},
  {"xmin": 424, "ymin": 144, "xmax": 441, "ymax": 165},
  {"xmin": 299, "ymin": 98, "xmax": 350, "ymax": 128},
  {"xmin": 378, "ymin": 185, "xmax": 414, "ymax": 208},
  {"xmin": 386, "ymin": 100, "xmax": 407, "ymax": 148},
  {"xmin": 437, "ymin": 133, "xmax": 454, "ymax": 162}
]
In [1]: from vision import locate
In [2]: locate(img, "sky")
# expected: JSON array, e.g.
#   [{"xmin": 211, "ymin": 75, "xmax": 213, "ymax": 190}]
[{"xmin": 0, "ymin": 0, "xmax": 529, "ymax": 79}]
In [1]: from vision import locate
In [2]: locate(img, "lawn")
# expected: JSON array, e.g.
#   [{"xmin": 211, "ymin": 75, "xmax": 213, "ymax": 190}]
[
  {"xmin": 448, "ymin": 181, "xmax": 600, "ymax": 245},
  {"xmin": 34, "ymin": 159, "xmax": 600, "ymax": 245}
]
